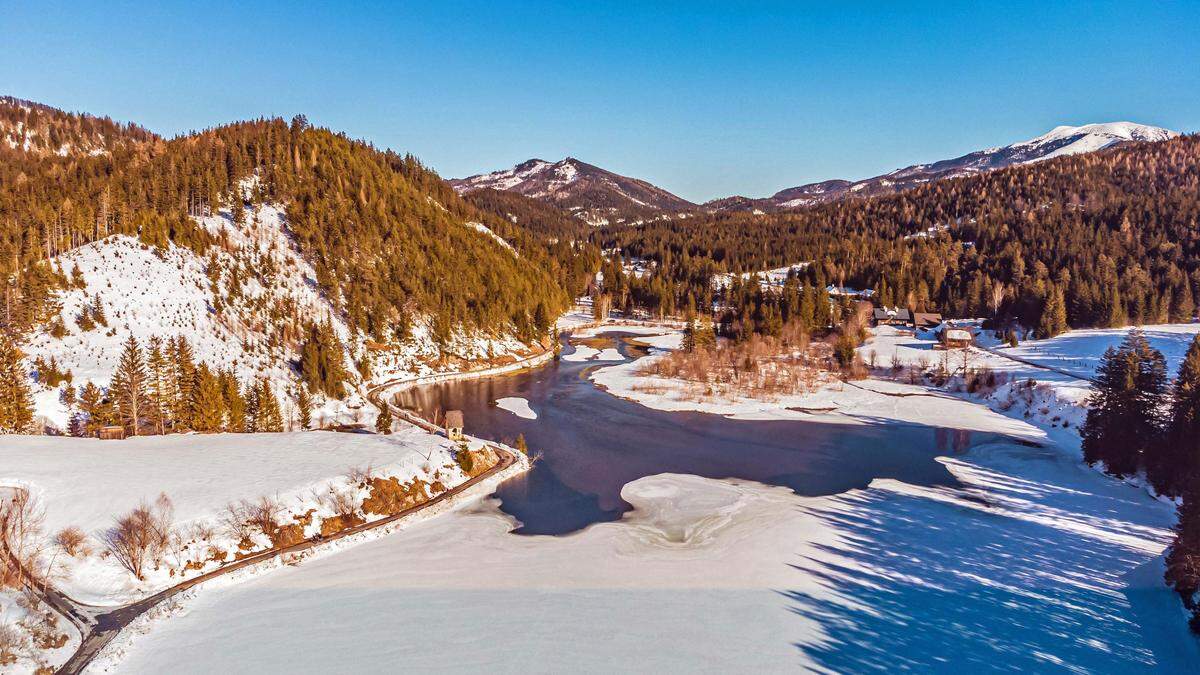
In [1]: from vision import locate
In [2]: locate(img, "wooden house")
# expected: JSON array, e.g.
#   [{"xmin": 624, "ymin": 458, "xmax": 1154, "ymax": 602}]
[
  {"xmin": 872, "ymin": 307, "xmax": 911, "ymax": 326},
  {"xmin": 942, "ymin": 328, "xmax": 974, "ymax": 349},
  {"xmin": 912, "ymin": 312, "xmax": 944, "ymax": 330},
  {"xmin": 97, "ymin": 425, "xmax": 125, "ymax": 440},
  {"xmin": 445, "ymin": 410, "xmax": 464, "ymax": 442}
]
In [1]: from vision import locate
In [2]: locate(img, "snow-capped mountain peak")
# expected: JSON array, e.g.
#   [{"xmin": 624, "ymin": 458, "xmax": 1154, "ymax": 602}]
[
  {"xmin": 713, "ymin": 121, "xmax": 1180, "ymax": 212},
  {"xmin": 450, "ymin": 157, "xmax": 696, "ymax": 226}
]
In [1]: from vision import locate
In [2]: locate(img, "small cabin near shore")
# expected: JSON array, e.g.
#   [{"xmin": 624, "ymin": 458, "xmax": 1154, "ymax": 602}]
[
  {"xmin": 97, "ymin": 425, "xmax": 125, "ymax": 440},
  {"xmin": 445, "ymin": 410, "xmax": 464, "ymax": 442}
]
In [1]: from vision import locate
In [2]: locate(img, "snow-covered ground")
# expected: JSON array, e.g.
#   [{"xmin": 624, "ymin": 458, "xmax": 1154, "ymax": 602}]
[
  {"xmin": 110, "ymin": 429, "xmax": 1196, "ymax": 672},
  {"xmin": 0, "ymin": 430, "xmax": 475, "ymax": 607}
]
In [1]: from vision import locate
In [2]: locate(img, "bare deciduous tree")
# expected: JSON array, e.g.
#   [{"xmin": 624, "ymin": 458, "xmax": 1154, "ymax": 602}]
[
  {"xmin": 101, "ymin": 495, "xmax": 175, "ymax": 581},
  {"xmin": 1, "ymin": 489, "xmax": 46, "ymax": 591}
]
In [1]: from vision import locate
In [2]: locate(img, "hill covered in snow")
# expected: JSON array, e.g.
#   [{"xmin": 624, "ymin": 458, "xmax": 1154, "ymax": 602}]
[{"xmin": 450, "ymin": 157, "xmax": 696, "ymax": 226}]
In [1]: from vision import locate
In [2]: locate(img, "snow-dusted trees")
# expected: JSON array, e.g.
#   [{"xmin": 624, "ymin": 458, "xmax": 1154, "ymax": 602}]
[
  {"xmin": 0, "ymin": 335, "xmax": 33, "ymax": 433},
  {"xmin": 110, "ymin": 334, "xmax": 147, "ymax": 435}
]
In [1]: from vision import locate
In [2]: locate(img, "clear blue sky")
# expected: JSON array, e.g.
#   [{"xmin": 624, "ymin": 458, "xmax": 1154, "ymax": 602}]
[{"xmin": 3, "ymin": 1, "xmax": 1197, "ymax": 202}]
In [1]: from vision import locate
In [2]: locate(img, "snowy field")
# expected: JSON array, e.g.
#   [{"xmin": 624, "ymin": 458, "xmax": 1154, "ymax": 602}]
[
  {"xmin": 0, "ymin": 430, "xmax": 468, "ymax": 606},
  {"xmin": 111, "ymin": 432, "xmax": 1196, "ymax": 672}
]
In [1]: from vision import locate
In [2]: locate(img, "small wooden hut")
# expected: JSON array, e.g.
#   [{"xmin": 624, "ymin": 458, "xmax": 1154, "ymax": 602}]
[
  {"xmin": 97, "ymin": 425, "xmax": 126, "ymax": 440},
  {"xmin": 445, "ymin": 410, "xmax": 464, "ymax": 442}
]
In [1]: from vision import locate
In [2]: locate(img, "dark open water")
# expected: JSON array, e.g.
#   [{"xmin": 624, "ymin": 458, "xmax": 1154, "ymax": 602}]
[{"xmin": 393, "ymin": 332, "xmax": 994, "ymax": 535}]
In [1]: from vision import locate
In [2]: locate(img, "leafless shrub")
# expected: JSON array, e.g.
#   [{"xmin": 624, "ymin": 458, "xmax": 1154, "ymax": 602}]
[
  {"xmin": 318, "ymin": 486, "xmax": 359, "ymax": 518},
  {"xmin": 1, "ymin": 490, "xmax": 46, "ymax": 590},
  {"xmin": 346, "ymin": 465, "xmax": 376, "ymax": 486},
  {"xmin": 189, "ymin": 521, "xmax": 216, "ymax": 543},
  {"xmin": 101, "ymin": 503, "xmax": 157, "ymax": 580},
  {"xmin": 54, "ymin": 527, "xmax": 89, "ymax": 558},
  {"xmin": 247, "ymin": 496, "xmax": 281, "ymax": 535},
  {"xmin": 221, "ymin": 501, "xmax": 254, "ymax": 541},
  {"xmin": 0, "ymin": 621, "xmax": 29, "ymax": 666}
]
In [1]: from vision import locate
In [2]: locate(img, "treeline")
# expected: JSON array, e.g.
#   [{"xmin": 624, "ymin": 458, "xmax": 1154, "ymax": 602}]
[
  {"xmin": 0, "ymin": 99, "xmax": 586, "ymax": 352},
  {"xmin": 600, "ymin": 134, "xmax": 1200, "ymax": 336},
  {"xmin": 1081, "ymin": 331, "xmax": 1200, "ymax": 630},
  {"xmin": 71, "ymin": 335, "xmax": 292, "ymax": 436}
]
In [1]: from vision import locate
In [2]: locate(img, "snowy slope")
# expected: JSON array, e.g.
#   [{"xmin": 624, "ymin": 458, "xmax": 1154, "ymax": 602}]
[{"xmin": 22, "ymin": 184, "xmax": 543, "ymax": 430}]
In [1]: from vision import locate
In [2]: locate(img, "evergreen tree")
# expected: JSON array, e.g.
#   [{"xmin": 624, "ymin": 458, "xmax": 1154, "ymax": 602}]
[
  {"xmin": 219, "ymin": 370, "xmax": 247, "ymax": 432},
  {"xmin": 251, "ymin": 379, "xmax": 283, "ymax": 432},
  {"xmin": 1167, "ymin": 476, "xmax": 1200, "ymax": 633},
  {"xmin": 515, "ymin": 433, "xmax": 529, "ymax": 455},
  {"xmin": 1038, "ymin": 287, "xmax": 1068, "ymax": 339},
  {"xmin": 170, "ymin": 336, "xmax": 196, "ymax": 428},
  {"xmin": 190, "ymin": 363, "xmax": 226, "ymax": 432},
  {"xmin": 110, "ymin": 334, "xmax": 147, "ymax": 436},
  {"xmin": 0, "ymin": 335, "xmax": 33, "ymax": 433},
  {"xmin": 295, "ymin": 384, "xmax": 312, "ymax": 430},
  {"xmin": 299, "ymin": 322, "xmax": 348, "ymax": 399},
  {"xmin": 1161, "ymin": 335, "xmax": 1200, "ymax": 495},
  {"xmin": 1082, "ymin": 329, "xmax": 1168, "ymax": 476},
  {"xmin": 146, "ymin": 336, "xmax": 169, "ymax": 434},
  {"xmin": 375, "ymin": 403, "xmax": 392, "ymax": 435}
]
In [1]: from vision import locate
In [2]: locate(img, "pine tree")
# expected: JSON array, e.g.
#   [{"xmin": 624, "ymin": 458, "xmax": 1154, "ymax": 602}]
[
  {"xmin": 190, "ymin": 363, "xmax": 226, "ymax": 433},
  {"xmin": 515, "ymin": 433, "xmax": 529, "ymax": 455},
  {"xmin": 252, "ymin": 379, "xmax": 283, "ymax": 432},
  {"xmin": 0, "ymin": 336, "xmax": 33, "ymax": 433},
  {"xmin": 219, "ymin": 370, "xmax": 246, "ymax": 432},
  {"xmin": 1038, "ymin": 287, "xmax": 1068, "ymax": 339},
  {"xmin": 110, "ymin": 334, "xmax": 147, "ymax": 436},
  {"xmin": 1161, "ymin": 335, "xmax": 1200, "ymax": 495},
  {"xmin": 300, "ymin": 322, "xmax": 348, "ymax": 399},
  {"xmin": 1082, "ymin": 329, "xmax": 1167, "ymax": 477},
  {"xmin": 375, "ymin": 403, "xmax": 392, "ymax": 435},
  {"xmin": 146, "ymin": 336, "xmax": 169, "ymax": 434},
  {"xmin": 296, "ymin": 384, "xmax": 312, "ymax": 430},
  {"xmin": 170, "ymin": 336, "xmax": 196, "ymax": 428}
]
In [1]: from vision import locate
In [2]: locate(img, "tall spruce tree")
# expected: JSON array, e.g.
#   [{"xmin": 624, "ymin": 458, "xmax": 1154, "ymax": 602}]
[
  {"xmin": 1161, "ymin": 335, "xmax": 1200, "ymax": 495},
  {"xmin": 110, "ymin": 334, "xmax": 147, "ymax": 436},
  {"xmin": 190, "ymin": 363, "xmax": 226, "ymax": 432},
  {"xmin": 251, "ymin": 379, "xmax": 283, "ymax": 432},
  {"xmin": 1082, "ymin": 329, "xmax": 1167, "ymax": 476},
  {"xmin": 0, "ymin": 335, "xmax": 33, "ymax": 433},
  {"xmin": 1038, "ymin": 287, "xmax": 1068, "ymax": 339},
  {"xmin": 295, "ymin": 384, "xmax": 312, "ymax": 430},
  {"xmin": 146, "ymin": 336, "xmax": 169, "ymax": 434}
]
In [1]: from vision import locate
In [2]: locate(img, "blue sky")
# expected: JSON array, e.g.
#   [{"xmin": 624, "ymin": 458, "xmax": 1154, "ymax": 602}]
[{"xmin": 3, "ymin": 1, "xmax": 1197, "ymax": 202}]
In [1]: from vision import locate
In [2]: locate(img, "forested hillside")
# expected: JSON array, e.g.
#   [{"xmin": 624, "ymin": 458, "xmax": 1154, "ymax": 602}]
[
  {"xmin": 601, "ymin": 133, "xmax": 1200, "ymax": 335},
  {"xmin": 0, "ymin": 98, "xmax": 595, "ymax": 433}
]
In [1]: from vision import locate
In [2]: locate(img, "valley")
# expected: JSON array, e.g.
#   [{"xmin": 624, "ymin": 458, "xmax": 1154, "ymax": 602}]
[{"xmin": 1, "ymin": 86, "xmax": 1199, "ymax": 674}]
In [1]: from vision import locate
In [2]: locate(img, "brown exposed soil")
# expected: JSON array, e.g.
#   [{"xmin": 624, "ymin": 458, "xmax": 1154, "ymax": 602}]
[{"xmin": 361, "ymin": 477, "xmax": 429, "ymax": 516}]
